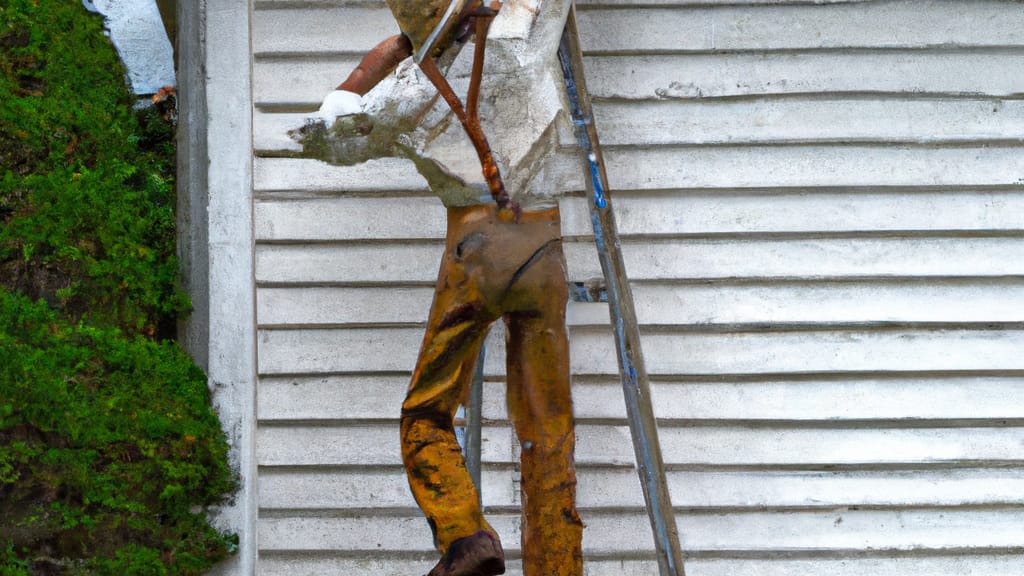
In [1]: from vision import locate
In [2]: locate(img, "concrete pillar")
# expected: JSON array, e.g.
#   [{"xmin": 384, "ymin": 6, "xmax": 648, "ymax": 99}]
[{"xmin": 177, "ymin": 0, "xmax": 257, "ymax": 573}]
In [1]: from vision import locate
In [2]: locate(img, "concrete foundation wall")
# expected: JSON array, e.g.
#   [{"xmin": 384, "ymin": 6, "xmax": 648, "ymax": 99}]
[{"xmin": 177, "ymin": 0, "xmax": 257, "ymax": 573}]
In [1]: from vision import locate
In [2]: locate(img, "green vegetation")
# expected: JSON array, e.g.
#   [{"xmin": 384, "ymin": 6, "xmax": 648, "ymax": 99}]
[{"xmin": 0, "ymin": 0, "xmax": 236, "ymax": 573}]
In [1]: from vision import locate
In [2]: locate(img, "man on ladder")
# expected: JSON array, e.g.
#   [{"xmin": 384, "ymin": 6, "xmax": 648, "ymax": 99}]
[
  {"xmin": 292, "ymin": 0, "xmax": 683, "ymax": 574},
  {"xmin": 295, "ymin": 0, "xmax": 581, "ymax": 574}
]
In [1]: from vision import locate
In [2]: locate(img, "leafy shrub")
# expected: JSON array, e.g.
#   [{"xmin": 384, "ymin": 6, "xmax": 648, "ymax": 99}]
[{"xmin": 0, "ymin": 0, "xmax": 236, "ymax": 573}]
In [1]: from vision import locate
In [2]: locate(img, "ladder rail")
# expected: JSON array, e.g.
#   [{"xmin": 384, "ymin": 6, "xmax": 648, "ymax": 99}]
[
  {"xmin": 464, "ymin": 342, "xmax": 487, "ymax": 499},
  {"xmin": 557, "ymin": 4, "xmax": 686, "ymax": 575}
]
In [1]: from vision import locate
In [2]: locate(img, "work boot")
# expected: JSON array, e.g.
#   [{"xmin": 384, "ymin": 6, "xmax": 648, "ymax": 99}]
[{"xmin": 427, "ymin": 531, "xmax": 506, "ymax": 576}]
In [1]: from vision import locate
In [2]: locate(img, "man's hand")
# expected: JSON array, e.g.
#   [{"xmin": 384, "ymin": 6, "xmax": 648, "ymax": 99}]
[{"xmin": 312, "ymin": 90, "xmax": 362, "ymax": 124}]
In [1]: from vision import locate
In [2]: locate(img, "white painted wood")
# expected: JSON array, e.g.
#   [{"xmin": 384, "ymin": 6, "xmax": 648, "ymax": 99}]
[
  {"xmin": 258, "ymin": 0, "xmax": 879, "ymax": 5},
  {"xmin": 640, "ymin": 556, "xmax": 1024, "ymax": 576},
  {"xmin": 257, "ymin": 286, "xmax": 435, "ymax": 326},
  {"xmin": 571, "ymin": 328, "xmax": 1024, "ymax": 376},
  {"xmin": 259, "ymin": 508, "xmax": 1024, "ymax": 552},
  {"xmin": 255, "ymin": 157, "xmax": 427, "ymax": 193},
  {"xmin": 561, "ymin": 190, "xmax": 1024, "ymax": 236},
  {"xmin": 256, "ymin": 51, "xmax": 1024, "ymax": 106},
  {"xmin": 257, "ymin": 375, "xmax": 409, "ymax": 420},
  {"xmin": 253, "ymin": 190, "xmax": 1024, "ymax": 241},
  {"xmin": 594, "ymin": 145, "xmax": 1024, "ymax": 191},
  {"xmin": 254, "ymin": 111, "xmax": 306, "ymax": 153},
  {"xmin": 563, "ymin": 237, "xmax": 1024, "ymax": 282},
  {"xmin": 257, "ymin": 144, "xmax": 1024, "ymax": 193},
  {"xmin": 253, "ymin": 6, "xmax": 397, "ymax": 55},
  {"xmin": 584, "ymin": 52, "xmax": 1024, "ymax": 100},
  {"xmin": 255, "ymin": 237, "xmax": 1024, "ymax": 284},
  {"xmin": 256, "ymin": 423, "xmax": 510, "ymax": 466},
  {"xmin": 257, "ymin": 422, "xmax": 1024, "ymax": 467},
  {"xmin": 577, "ymin": 0, "xmax": 890, "ymax": 6},
  {"xmin": 257, "ymin": 280, "xmax": 1024, "ymax": 329},
  {"xmin": 578, "ymin": 280, "xmax": 1024, "ymax": 326},
  {"xmin": 255, "ymin": 244, "xmax": 442, "ymax": 284},
  {"xmin": 254, "ymin": 51, "xmax": 1024, "ymax": 105},
  {"xmin": 254, "ymin": 56, "xmax": 362, "ymax": 107},
  {"xmin": 255, "ymin": 196, "xmax": 445, "ymax": 241},
  {"xmin": 587, "ymin": 99, "xmax": 1024, "ymax": 146},
  {"xmin": 258, "ymin": 555, "xmax": 1024, "ymax": 576},
  {"xmin": 258, "ymin": 326, "xmax": 1024, "ymax": 376},
  {"xmin": 259, "ymin": 467, "xmax": 1024, "ymax": 510},
  {"xmin": 258, "ymin": 375, "xmax": 1024, "ymax": 423},
  {"xmin": 574, "ymin": 425, "xmax": 1024, "ymax": 467},
  {"xmin": 253, "ymin": 2, "xmax": 1024, "ymax": 56},
  {"xmin": 637, "ymin": 378, "xmax": 1024, "ymax": 422},
  {"xmin": 576, "ymin": 2, "xmax": 1024, "ymax": 52},
  {"xmin": 256, "ymin": 98, "xmax": 1024, "ymax": 151},
  {"xmin": 259, "ymin": 146, "xmax": 1024, "ymax": 197}
]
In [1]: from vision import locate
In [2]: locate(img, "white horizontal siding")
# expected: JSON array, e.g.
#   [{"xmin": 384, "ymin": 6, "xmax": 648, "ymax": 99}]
[
  {"xmin": 255, "ymin": 190, "xmax": 1024, "ymax": 240},
  {"xmin": 256, "ymin": 238, "xmax": 1024, "ymax": 284},
  {"xmin": 260, "ymin": 466, "xmax": 1024, "ymax": 510},
  {"xmin": 575, "ymin": 1, "xmax": 1024, "ymax": 52},
  {"xmin": 256, "ymin": 98, "xmax": 1024, "ymax": 150},
  {"xmin": 258, "ymin": 326, "xmax": 1024, "ymax": 376},
  {"xmin": 260, "ymin": 555, "xmax": 1024, "ymax": 576},
  {"xmin": 250, "ymin": 0, "xmax": 1024, "ymax": 573},
  {"xmin": 258, "ymin": 280, "xmax": 1024, "ymax": 327},
  {"xmin": 258, "ymin": 376, "xmax": 1024, "ymax": 423},
  {"xmin": 259, "ymin": 508, "xmax": 1024, "ymax": 553},
  {"xmin": 257, "ymin": 144, "xmax": 1024, "ymax": 191},
  {"xmin": 255, "ymin": 51, "xmax": 1024, "ymax": 104},
  {"xmin": 253, "ymin": 1, "xmax": 1024, "ymax": 55},
  {"xmin": 584, "ymin": 52, "xmax": 1024, "ymax": 100},
  {"xmin": 258, "ymin": 422, "xmax": 1024, "ymax": 467}
]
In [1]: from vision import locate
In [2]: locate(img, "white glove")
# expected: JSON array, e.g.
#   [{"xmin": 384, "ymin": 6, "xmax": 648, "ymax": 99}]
[{"xmin": 313, "ymin": 90, "xmax": 362, "ymax": 123}]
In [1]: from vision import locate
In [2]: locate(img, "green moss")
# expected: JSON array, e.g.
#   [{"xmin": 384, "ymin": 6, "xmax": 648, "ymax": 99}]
[
  {"xmin": 0, "ymin": 1, "xmax": 236, "ymax": 573},
  {"xmin": 0, "ymin": 0, "xmax": 184, "ymax": 336}
]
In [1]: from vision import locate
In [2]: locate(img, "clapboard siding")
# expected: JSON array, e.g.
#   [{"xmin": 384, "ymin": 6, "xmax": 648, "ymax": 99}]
[
  {"xmin": 584, "ymin": 52, "xmax": 1024, "ymax": 99},
  {"xmin": 589, "ymin": 99, "xmax": 1024, "ymax": 146},
  {"xmin": 255, "ymin": 52, "xmax": 1024, "ymax": 105},
  {"xmin": 250, "ymin": 0, "xmax": 1024, "ymax": 573},
  {"xmin": 255, "ymin": 99, "xmax": 1024, "ymax": 150},
  {"xmin": 257, "ymin": 326, "xmax": 1024, "ymax": 375},
  {"xmin": 575, "ymin": 2, "xmax": 1024, "ymax": 52},
  {"xmin": 254, "ymin": 2, "xmax": 1024, "ymax": 55},
  {"xmin": 260, "ymin": 466, "xmax": 1024, "ymax": 510},
  {"xmin": 257, "ymin": 145, "xmax": 1024, "ymax": 191},
  {"xmin": 255, "ymin": 190, "xmax": 1024, "ymax": 240},
  {"xmin": 259, "ymin": 508, "xmax": 1024, "ymax": 552},
  {"xmin": 256, "ymin": 238, "xmax": 1024, "ymax": 284},
  {"xmin": 258, "ymin": 376, "xmax": 1024, "ymax": 423},
  {"xmin": 258, "ymin": 281, "xmax": 1024, "ymax": 327},
  {"xmin": 260, "ymin": 555, "xmax": 1024, "ymax": 576},
  {"xmin": 258, "ymin": 422, "xmax": 1024, "ymax": 467}
]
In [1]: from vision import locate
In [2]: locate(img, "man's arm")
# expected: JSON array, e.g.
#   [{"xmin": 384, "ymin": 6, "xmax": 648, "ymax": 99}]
[
  {"xmin": 339, "ymin": 34, "xmax": 413, "ymax": 96},
  {"xmin": 311, "ymin": 34, "xmax": 414, "ymax": 123}
]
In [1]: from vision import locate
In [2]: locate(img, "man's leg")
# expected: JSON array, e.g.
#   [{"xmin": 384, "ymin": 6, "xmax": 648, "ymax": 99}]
[
  {"xmin": 502, "ymin": 212, "xmax": 584, "ymax": 576},
  {"xmin": 401, "ymin": 289, "xmax": 498, "ymax": 551},
  {"xmin": 401, "ymin": 206, "xmax": 507, "ymax": 575},
  {"xmin": 402, "ymin": 204, "xmax": 580, "ymax": 574}
]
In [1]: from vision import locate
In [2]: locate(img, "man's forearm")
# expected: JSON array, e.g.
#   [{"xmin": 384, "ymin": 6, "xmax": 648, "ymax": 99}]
[{"xmin": 338, "ymin": 34, "xmax": 414, "ymax": 95}]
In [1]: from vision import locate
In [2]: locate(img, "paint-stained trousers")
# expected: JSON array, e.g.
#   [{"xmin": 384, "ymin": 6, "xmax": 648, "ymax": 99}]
[{"xmin": 400, "ymin": 203, "xmax": 584, "ymax": 575}]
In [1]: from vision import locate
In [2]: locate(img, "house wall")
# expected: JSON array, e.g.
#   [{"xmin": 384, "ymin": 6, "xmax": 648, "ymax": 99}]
[{"xmin": 187, "ymin": 0, "xmax": 1024, "ymax": 573}]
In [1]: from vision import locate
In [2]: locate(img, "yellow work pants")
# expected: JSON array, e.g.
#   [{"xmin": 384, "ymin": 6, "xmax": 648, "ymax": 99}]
[{"xmin": 400, "ymin": 204, "xmax": 584, "ymax": 575}]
